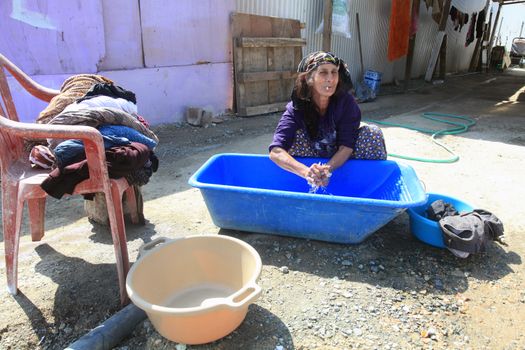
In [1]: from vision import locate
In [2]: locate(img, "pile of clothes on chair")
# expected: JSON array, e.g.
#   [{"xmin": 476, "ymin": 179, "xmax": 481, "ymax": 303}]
[{"xmin": 29, "ymin": 74, "xmax": 158, "ymax": 200}]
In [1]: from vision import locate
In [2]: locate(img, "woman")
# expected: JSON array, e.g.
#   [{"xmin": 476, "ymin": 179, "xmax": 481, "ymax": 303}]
[{"xmin": 269, "ymin": 51, "xmax": 387, "ymax": 188}]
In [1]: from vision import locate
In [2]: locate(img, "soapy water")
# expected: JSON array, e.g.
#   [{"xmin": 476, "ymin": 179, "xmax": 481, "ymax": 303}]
[
  {"xmin": 308, "ymin": 184, "xmax": 332, "ymax": 195},
  {"xmin": 307, "ymin": 162, "xmax": 332, "ymax": 195}
]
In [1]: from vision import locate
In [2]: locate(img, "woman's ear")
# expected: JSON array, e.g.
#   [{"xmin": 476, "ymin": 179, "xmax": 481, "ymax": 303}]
[{"xmin": 306, "ymin": 71, "xmax": 314, "ymax": 86}]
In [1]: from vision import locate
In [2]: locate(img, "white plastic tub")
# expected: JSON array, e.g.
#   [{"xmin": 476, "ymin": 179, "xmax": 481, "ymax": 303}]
[{"xmin": 126, "ymin": 235, "xmax": 262, "ymax": 345}]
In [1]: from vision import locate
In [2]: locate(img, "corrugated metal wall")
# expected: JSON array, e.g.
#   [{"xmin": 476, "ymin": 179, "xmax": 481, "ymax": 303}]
[{"xmin": 235, "ymin": 0, "xmax": 486, "ymax": 85}]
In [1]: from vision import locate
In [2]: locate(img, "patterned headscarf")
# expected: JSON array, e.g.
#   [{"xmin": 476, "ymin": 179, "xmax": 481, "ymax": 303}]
[
  {"xmin": 297, "ymin": 51, "xmax": 353, "ymax": 90},
  {"xmin": 291, "ymin": 51, "xmax": 353, "ymax": 109}
]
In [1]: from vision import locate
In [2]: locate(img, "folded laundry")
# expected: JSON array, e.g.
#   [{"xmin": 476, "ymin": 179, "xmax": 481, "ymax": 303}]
[
  {"xmin": 29, "ymin": 144, "xmax": 56, "ymax": 169},
  {"xmin": 77, "ymin": 83, "xmax": 136, "ymax": 104},
  {"xmin": 41, "ymin": 142, "xmax": 152, "ymax": 199},
  {"xmin": 63, "ymin": 95, "xmax": 138, "ymax": 115}
]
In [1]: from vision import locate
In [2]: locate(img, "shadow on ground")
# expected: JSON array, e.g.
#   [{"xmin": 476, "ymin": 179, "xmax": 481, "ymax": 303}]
[{"xmin": 221, "ymin": 213, "xmax": 521, "ymax": 296}]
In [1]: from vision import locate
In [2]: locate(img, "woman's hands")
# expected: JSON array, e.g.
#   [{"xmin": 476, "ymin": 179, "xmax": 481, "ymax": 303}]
[
  {"xmin": 270, "ymin": 146, "xmax": 354, "ymax": 190},
  {"xmin": 305, "ymin": 163, "xmax": 332, "ymax": 188}
]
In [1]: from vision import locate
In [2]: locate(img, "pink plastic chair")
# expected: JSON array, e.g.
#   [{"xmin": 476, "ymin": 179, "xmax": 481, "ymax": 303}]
[{"xmin": 0, "ymin": 53, "xmax": 139, "ymax": 305}]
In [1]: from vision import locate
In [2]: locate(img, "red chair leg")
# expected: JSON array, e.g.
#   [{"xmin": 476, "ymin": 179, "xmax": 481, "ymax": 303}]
[
  {"xmin": 2, "ymin": 182, "xmax": 24, "ymax": 295},
  {"xmin": 124, "ymin": 186, "xmax": 139, "ymax": 225},
  {"xmin": 27, "ymin": 197, "xmax": 46, "ymax": 242},
  {"xmin": 106, "ymin": 185, "xmax": 130, "ymax": 305}
]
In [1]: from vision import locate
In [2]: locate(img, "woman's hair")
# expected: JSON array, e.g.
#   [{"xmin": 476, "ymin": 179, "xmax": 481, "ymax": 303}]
[{"xmin": 292, "ymin": 68, "xmax": 346, "ymax": 138}]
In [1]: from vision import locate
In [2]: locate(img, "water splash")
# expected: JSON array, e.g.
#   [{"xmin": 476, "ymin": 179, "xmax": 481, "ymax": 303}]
[{"xmin": 307, "ymin": 162, "xmax": 332, "ymax": 195}]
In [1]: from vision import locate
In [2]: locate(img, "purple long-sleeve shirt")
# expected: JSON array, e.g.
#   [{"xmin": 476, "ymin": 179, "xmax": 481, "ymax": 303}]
[{"xmin": 269, "ymin": 92, "xmax": 361, "ymax": 158}]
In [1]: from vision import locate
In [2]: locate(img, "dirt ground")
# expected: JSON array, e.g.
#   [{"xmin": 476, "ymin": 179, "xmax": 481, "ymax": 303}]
[{"xmin": 1, "ymin": 68, "xmax": 524, "ymax": 350}]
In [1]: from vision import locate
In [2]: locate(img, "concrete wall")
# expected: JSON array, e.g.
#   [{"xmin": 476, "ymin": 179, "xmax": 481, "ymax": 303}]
[{"xmin": 0, "ymin": 0, "xmax": 235, "ymax": 124}]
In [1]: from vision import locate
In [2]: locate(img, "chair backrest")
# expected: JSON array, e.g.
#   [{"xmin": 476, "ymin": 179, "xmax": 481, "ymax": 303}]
[
  {"xmin": 0, "ymin": 58, "xmax": 19, "ymax": 122},
  {"xmin": 0, "ymin": 54, "xmax": 59, "ymax": 122},
  {"xmin": 0, "ymin": 54, "xmax": 115, "ymax": 192},
  {"xmin": 0, "ymin": 54, "xmax": 60, "ymax": 172},
  {"xmin": 0, "ymin": 116, "xmax": 25, "ymax": 172},
  {"xmin": 0, "ymin": 63, "xmax": 24, "ymax": 167}
]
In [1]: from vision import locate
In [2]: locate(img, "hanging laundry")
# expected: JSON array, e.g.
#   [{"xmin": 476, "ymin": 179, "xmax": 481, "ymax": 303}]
[
  {"xmin": 476, "ymin": 9, "xmax": 486, "ymax": 38},
  {"xmin": 450, "ymin": 6, "xmax": 469, "ymax": 32},
  {"xmin": 465, "ymin": 12, "xmax": 477, "ymax": 47},
  {"xmin": 431, "ymin": 0, "xmax": 444, "ymax": 23},
  {"xmin": 450, "ymin": 6, "xmax": 458, "ymax": 25},
  {"xmin": 409, "ymin": 0, "xmax": 420, "ymax": 36},
  {"xmin": 387, "ymin": 0, "xmax": 411, "ymax": 61}
]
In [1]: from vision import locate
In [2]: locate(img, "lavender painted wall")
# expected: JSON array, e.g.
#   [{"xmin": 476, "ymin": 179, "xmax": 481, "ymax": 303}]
[
  {"xmin": 98, "ymin": 0, "xmax": 143, "ymax": 70},
  {"xmin": 104, "ymin": 63, "xmax": 234, "ymax": 125},
  {"xmin": 0, "ymin": 0, "xmax": 105, "ymax": 75},
  {"xmin": 1, "ymin": 0, "xmax": 236, "ymax": 124},
  {"xmin": 140, "ymin": 0, "xmax": 232, "ymax": 67}
]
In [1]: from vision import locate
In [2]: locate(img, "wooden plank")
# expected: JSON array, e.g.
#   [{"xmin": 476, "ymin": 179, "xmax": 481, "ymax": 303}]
[
  {"xmin": 425, "ymin": 31, "xmax": 446, "ymax": 81},
  {"xmin": 404, "ymin": 35, "xmax": 417, "ymax": 90},
  {"xmin": 438, "ymin": 34, "xmax": 447, "ymax": 79},
  {"xmin": 268, "ymin": 47, "xmax": 293, "ymax": 103},
  {"xmin": 488, "ymin": 3, "xmax": 502, "ymax": 54},
  {"xmin": 237, "ymin": 70, "xmax": 297, "ymax": 83},
  {"xmin": 267, "ymin": 47, "xmax": 279, "ymax": 104},
  {"xmin": 322, "ymin": 0, "xmax": 333, "ymax": 52},
  {"xmin": 240, "ymin": 101, "xmax": 288, "ymax": 117},
  {"xmin": 424, "ymin": 0, "xmax": 452, "ymax": 82},
  {"xmin": 404, "ymin": 0, "xmax": 420, "ymax": 91},
  {"xmin": 236, "ymin": 37, "xmax": 306, "ymax": 48},
  {"xmin": 243, "ymin": 47, "xmax": 268, "ymax": 107},
  {"xmin": 233, "ymin": 43, "xmax": 245, "ymax": 111},
  {"xmin": 231, "ymin": 13, "xmax": 301, "ymax": 38}
]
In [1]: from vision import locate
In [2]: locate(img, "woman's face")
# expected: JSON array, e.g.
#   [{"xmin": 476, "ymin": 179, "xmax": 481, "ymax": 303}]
[{"xmin": 309, "ymin": 63, "xmax": 339, "ymax": 98}]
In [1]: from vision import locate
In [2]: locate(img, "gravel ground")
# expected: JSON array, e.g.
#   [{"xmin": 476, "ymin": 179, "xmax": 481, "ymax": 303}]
[
  {"xmin": 119, "ymin": 223, "xmax": 522, "ymax": 350},
  {"xmin": 1, "ymin": 69, "xmax": 524, "ymax": 350}
]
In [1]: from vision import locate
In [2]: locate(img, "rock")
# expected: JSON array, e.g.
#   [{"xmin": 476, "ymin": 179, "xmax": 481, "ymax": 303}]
[
  {"xmin": 185, "ymin": 107, "xmax": 213, "ymax": 127},
  {"xmin": 186, "ymin": 107, "xmax": 204, "ymax": 126}
]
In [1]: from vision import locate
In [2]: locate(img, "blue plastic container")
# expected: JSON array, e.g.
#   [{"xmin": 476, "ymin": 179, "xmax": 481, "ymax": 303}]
[
  {"xmin": 364, "ymin": 70, "xmax": 382, "ymax": 94},
  {"xmin": 189, "ymin": 154, "xmax": 427, "ymax": 244},
  {"xmin": 407, "ymin": 192, "xmax": 474, "ymax": 248}
]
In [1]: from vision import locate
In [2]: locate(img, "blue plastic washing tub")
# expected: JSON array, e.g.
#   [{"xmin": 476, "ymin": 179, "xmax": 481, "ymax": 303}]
[
  {"xmin": 407, "ymin": 192, "xmax": 474, "ymax": 248},
  {"xmin": 189, "ymin": 153, "xmax": 427, "ymax": 244}
]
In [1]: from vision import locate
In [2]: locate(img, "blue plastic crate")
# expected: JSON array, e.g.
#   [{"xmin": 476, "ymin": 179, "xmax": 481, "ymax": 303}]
[{"xmin": 189, "ymin": 154, "xmax": 427, "ymax": 244}]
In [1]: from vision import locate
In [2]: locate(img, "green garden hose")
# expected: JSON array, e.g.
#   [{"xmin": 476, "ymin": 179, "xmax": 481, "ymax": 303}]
[{"xmin": 365, "ymin": 112, "xmax": 476, "ymax": 163}]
